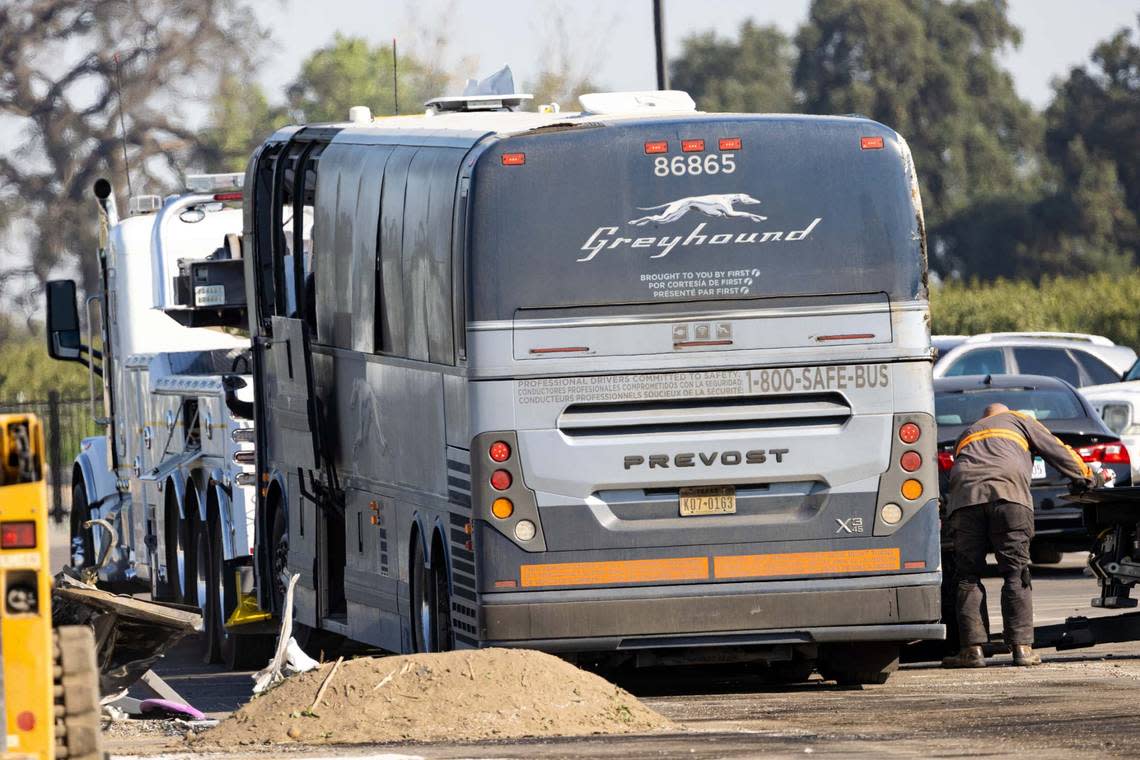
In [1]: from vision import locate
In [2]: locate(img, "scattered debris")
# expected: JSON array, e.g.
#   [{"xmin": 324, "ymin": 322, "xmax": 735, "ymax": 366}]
[
  {"xmin": 194, "ymin": 648, "xmax": 674, "ymax": 747},
  {"xmin": 252, "ymin": 573, "xmax": 318, "ymax": 694}
]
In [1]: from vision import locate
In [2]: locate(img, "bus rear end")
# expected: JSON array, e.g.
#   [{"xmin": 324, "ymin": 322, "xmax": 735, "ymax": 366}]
[{"xmin": 460, "ymin": 114, "xmax": 940, "ymax": 680}]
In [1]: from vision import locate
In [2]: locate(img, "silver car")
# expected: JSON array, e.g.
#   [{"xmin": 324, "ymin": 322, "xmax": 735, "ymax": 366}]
[{"xmin": 933, "ymin": 332, "xmax": 1135, "ymax": 388}]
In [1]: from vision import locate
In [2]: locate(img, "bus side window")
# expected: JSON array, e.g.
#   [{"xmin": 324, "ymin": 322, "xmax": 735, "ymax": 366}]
[
  {"xmin": 401, "ymin": 148, "xmax": 464, "ymax": 364},
  {"xmin": 376, "ymin": 147, "xmax": 416, "ymax": 358},
  {"xmin": 312, "ymin": 143, "xmax": 388, "ymax": 351}
]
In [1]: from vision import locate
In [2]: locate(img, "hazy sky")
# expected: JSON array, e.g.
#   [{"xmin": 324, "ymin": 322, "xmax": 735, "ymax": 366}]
[{"xmin": 251, "ymin": 0, "xmax": 1139, "ymax": 111}]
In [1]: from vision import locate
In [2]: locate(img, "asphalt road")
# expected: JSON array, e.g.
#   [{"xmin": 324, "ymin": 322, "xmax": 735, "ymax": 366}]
[{"xmin": 88, "ymin": 550, "xmax": 1140, "ymax": 759}]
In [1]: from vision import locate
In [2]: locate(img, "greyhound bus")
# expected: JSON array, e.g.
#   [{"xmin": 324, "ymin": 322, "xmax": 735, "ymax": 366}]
[{"xmin": 244, "ymin": 90, "xmax": 941, "ymax": 684}]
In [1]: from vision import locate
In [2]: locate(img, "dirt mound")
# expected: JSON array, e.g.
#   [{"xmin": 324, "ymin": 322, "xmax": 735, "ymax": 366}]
[{"xmin": 193, "ymin": 648, "xmax": 673, "ymax": 747}]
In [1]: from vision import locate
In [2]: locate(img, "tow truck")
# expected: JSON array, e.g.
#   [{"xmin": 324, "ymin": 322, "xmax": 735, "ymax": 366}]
[{"xmin": 45, "ymin": 174, "xmax": 272, "ymax": 668}]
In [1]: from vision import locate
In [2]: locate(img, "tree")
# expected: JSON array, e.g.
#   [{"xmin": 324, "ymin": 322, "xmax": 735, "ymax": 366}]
[
  {"xmin": 795, "ymin": 0, "xmax": 1043, "ymax": 262},
  {"xmin": 671, "ymin": 22, "xmax": 797, "ymax": 114},
  {"xmin": 196, "ymin": 71, "xmax": 285, "ymax": 174},
  {"xmin": 285, "ymin": 34, "xmax": 449, "ymax": 124},
  {"xmin": 1044, "ymin": 17, "xmax": 1140, "ymax": 253},
  {"xmin": 0, "ymin": 0, "xmax": 263, "ymax": 311},
  {"xmin": 522, "ymin": 3, "xmax": 609, "ymax": 110}
]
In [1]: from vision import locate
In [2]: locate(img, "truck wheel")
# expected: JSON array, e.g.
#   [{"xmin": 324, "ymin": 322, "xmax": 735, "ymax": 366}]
[
  {"xmin": 53, "ymin": 625, "xmax": 102, "ymax": 760},
  {"xmin": 69, "ymin": 482, "xmax": 94, "ymax": 571},
  {"xmin": 818, "ymin": 642, "xmax": 900, "ymax": 686},
  {"xmin": 210, "ymin": 511, "xmax": 273, "ymax": 670},
  {"xmin": 193, "ymin": 515, "xmax": 221, "ymax": 664},
  {"xmin": 161, "ymin": 491, "xmax": 186, "ymax": 603}
]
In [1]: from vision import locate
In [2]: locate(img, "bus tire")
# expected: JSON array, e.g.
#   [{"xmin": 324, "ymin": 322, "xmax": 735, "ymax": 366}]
[
  {"xmin": 53, "ymin": 625, "xmax": 102, "ymax": 760},
  {"xmin": 818, "ymin": 642, "xmax": 899, "ymax": 686},
  {"xmin": 68, "ymin": 481, "xmax": 94, "ymax": 572},
  {"xmin": 430, "ymin": 543, "xmax": 453, "ymax": 652},
  {"xmin": 411, "ymin": 537, "xmax": 431, "ymax": 652},
  {"xmin": 765, "ymin": 657, "xmax": 816, "ymax": 684}
]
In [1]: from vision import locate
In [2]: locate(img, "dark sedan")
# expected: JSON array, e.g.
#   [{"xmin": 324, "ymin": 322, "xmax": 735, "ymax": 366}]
[{"xmin": 935, "ymin": 374, "xmax": 1132, "ymax": 564}]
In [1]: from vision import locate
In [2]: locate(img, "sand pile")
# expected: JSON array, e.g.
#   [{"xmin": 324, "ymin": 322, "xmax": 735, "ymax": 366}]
[{"xmin": 193, "ymin": 648, "xmax": 673, "ymax": 747}]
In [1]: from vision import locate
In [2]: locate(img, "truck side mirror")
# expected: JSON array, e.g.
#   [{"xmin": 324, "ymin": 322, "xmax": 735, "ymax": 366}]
[{"xmin": 45, "ymin": 279, "xmax": 82, "ymax": 361}]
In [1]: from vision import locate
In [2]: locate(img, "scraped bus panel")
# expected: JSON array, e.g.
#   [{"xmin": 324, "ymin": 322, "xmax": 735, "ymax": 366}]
[{"xmin": 247, "ymin": 99, "xmax": 940, "ymax": 682}]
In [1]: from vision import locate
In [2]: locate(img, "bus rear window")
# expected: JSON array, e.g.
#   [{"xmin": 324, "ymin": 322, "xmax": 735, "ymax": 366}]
[{"xmin": 468, "ymin": 117, "xmax": 924, "ymax": 322}]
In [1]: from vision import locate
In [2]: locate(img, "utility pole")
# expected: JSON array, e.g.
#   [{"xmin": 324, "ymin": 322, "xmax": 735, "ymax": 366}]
[{"xmin": 653, "ymin": 0, "xmax": 669, "ymax": 90}]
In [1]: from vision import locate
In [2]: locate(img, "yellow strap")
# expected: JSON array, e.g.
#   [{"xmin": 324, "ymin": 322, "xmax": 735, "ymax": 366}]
[{"xmin": 955, "ymin": 428, "xmax": 1029, "ymax": 456}]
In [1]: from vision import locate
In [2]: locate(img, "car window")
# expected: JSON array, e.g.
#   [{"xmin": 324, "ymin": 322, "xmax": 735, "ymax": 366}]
[
  {"xmin": 1012, "ymin": 347, "xmax": 1080, "ymax": 386},
  {"xmin": 1124, "ymin": 360, "xmax": 1140, "ymax": 382},
  {"xmin": 1073, "ymin": 350, "xmax": 1120, "ymax": 386},
  {"xmin": 944, "ymin": 348, "xmax": 1006, "ymax": 377},
  {"xmin": 935, "ymin": 388, "xmax": 1085, "ymax": 425}
]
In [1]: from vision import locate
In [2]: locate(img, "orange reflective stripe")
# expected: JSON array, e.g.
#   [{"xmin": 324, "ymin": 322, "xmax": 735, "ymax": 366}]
[
  {"xmin": 1064, "ymin": 443, "xmax": 1092, "ymax": 479},
  {"xmin": 955, "ymin": 428, "xmax": 1029, "ymax": 456},
  {"xmin": 519, "ymin": 557, "xmax": 708, "ymax": 588},
  {"xmin": 714, "ymin": 548, "xmax": 900, "ymax": 579}
]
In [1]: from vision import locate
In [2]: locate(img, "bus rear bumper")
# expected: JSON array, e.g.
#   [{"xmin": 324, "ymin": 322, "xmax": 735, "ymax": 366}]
[{"xmin": 479, "ymin": 572, "xmax": 944, "ymax": 652}]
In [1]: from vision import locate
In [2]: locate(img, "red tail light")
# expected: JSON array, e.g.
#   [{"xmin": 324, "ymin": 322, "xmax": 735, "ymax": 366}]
[
  {"xmin": 644, "ymin": 140, "xmax": 668, "ymax": 154},
  {"xmin": 490, "ymin": 470, "xmax": 512, "ymax": 491},
  {"xmin": 718, "ymin": 137, "xmax": 742, "ymax": 151},
  {"xmin": 937, "ymin": 450, "xmax": 955, "ymax": 472},
  {"xmin": 213, "ymin": 191, "xmax": 243, "ymax": 201},
  {"xmin": 681, "ymin": 139, "xmax": 705, "ymax": 153},
  {"xmin": 899, "ymin": 423, "xmax": 921, "ymax": 444},
  {"xmin": 1077, "ymin": 442, "xmax": 1131, "ymax": 464},
  {"xmin": 501, "ymin": 152, "xmax": 526, "ymax": 166},
  {"xmin": 489, "ymin": 441, "xmax": 511, "ymax": 463},
  {"xmin": 1, "ymin": 521, "xmax": 36, "ymax": 549}
]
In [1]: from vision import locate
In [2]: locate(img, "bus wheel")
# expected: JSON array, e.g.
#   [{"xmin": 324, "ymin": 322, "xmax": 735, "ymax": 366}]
[
  {"xmin": 53, "ymin": 625, "xmax": 103, "ymax": 760},
  {"xmin": 161, "ymin": 491, "xmax": 185, "ymax": 603},
  {"xmin": 411, "ymin": 538, "xmax": 433, "ymax": 652},
  {"xmin": 765, "ymin": 657, "xmax": 816, "ymax": 684},
  {"xmin": 430, "ymin": 550, "xmax": 453, "ymax": 651},
  {"xmin": 193, "ymin": 515, "xmax": 221, "ymax": 663},
  {"xmin": 270, "ymin": 504, "xmax": 289, "ymax": 613},
  {"xmin": 68, "ymin": 481, "xmax": 94, "ymax": 572},
  {"xmin": 818, "ymin": 642, "xmax": 900, "ymax": 686}
]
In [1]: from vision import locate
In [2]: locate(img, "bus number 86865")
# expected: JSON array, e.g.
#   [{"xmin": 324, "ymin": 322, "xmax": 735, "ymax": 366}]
[{"xmin": 654, "ymin": 154, "xmax": 736, "ymax": 177}]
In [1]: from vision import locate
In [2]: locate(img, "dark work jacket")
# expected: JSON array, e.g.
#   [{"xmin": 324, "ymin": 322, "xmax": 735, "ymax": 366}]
[{"xmin": 946, "ymin": 410, "xmax": 1103, "ymax": 516}]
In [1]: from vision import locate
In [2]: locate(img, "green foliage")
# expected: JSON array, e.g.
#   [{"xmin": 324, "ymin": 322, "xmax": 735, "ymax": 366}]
[
  {"xmin": 287, "ymin": 34, "xmax": 445, "ymax": 123},
  {"xmin": 0, "ymin": 329, "xmax": 90, "ymax": 403},
  {"xmin": 796, "ymin": 0, "xmax": 1042, "ymax": 226},
  {"xmin": 197, "ymin": 71, "xmax": 288, "ymax": 173},
  {"xmin": 930, "ymin": 273, "xmax": 1140, "ymax": 350},
  {"xmin": 671, "ymin": 22, "xmax": 797, "ymax": 113}
]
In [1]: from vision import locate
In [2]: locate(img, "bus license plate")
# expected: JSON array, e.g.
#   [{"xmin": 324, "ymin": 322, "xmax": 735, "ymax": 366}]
[
  {"xmin": 1032, "ymin": 457, "xmax": 1046, "ymax": 480},
  {"xmin": 679, "ymin": 486, "xmax": 736, "ymax": 516}
]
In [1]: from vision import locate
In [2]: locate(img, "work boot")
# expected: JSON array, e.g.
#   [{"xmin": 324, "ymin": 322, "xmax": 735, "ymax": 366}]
[
  {"xmin": 1012, "ymin": 645, "xmax": 1041, "ymax": 666},
  {"xmin": 942, "ymin": 645, "xmax": 986, "ymax": 668}
]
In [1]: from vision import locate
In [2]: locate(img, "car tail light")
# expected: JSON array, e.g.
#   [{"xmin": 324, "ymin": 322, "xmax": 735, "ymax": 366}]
[
  {"xmin": 1, "ymin": 521, "xmax": 36, "ymax": 549},
  {"xmin": 490, "ymin": 470, "xmax": 512, "ymax": 491},
  {"xmin": 489, "ymin": 441, "xmax": 511, "ymax": 463},
  {"xmin": 1077, "ymin": 442, "xmax": 1131, "ymax": 464},
  {"xmin": 900, "ymin": 451, "xmax": 922, "ymax": 472},
  {"xmin": 899, "ymin": 423, "xmax": 921, "ymax": 444},
  {"xmin": 938, "ymin": 450, "xmax": 955, "ymax": 472}
]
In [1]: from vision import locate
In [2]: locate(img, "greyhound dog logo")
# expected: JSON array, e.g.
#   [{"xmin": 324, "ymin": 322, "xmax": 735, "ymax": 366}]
[{"xmin": 629, "ymin": 193, "xmax": 767, "ymax": 226}]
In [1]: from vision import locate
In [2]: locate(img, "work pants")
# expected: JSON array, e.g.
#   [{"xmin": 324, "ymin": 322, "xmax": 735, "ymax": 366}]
[{"xmin": 948, "ymin": 500, "xmax": 1035, "ymax": 646}]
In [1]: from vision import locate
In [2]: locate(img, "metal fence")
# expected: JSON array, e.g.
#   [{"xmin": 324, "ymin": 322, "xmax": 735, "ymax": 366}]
[{"xmin": 0, "ymin": 392, "xmax": 98, "ymax": 523}]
